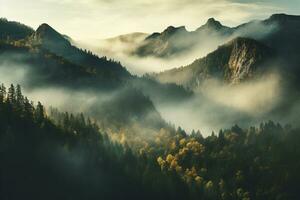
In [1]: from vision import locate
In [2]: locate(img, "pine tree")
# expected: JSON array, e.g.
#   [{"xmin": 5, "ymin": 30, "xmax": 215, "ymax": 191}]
[
  {"xmin": 35, "ymin": 101, "xmax": 45, "ymax": 123},
  {"xmin": 24, "ymin": 97, "xmax": 34, "ymax": 119},
  {"xmin": 0, "ymin": 83, "xmax": 6, "ymax": 103},
  {"xmin": 15, "ymin": 84, "xmax": 24, "ymax": 114},
  {"xmin": 7, "ymin": 84, "xmax": 16, "ymax": 104}
]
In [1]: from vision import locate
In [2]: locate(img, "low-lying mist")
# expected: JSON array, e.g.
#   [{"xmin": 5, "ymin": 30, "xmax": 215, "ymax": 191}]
[
  {"xmin": 1, "ymin": 49, "xmax": 299, "ymax": 137},
  {"xmin": 154, "ymin": 72, "xmax": 298, "ymax": 135},
  {"xmin": 82, "ymin": 19, "xmax": 279, "ymax": 75}
]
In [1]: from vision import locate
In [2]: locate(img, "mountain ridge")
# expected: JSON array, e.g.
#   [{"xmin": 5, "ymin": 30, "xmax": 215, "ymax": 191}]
[
  {"xmin": 153, "ymin": 37, "xmax": 273, "ymax": 88},
  {"xmin": 0, "ymin": 18, "xmax": 34, "ymax": 40},
  {"xmin": 130, "ymin": 13, "xmax": 300, "ymax": 59}
]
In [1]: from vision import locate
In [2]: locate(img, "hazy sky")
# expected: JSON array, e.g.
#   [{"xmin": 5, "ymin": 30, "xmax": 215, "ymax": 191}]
[{"xmin": 1, "ymin": 0, "xmax": 299, "ymax": 42}]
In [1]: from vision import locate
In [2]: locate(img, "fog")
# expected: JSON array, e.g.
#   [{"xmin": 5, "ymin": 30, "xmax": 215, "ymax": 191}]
[
  {"xmin": 0, "ymin": 62, "xmax": 296, "ymax": 137},
  {"xmin": 1, "ymin": 33, "xmax": 299, "ymax": 137},
  {"xmin": 155, "ymin": 73, "xmax": 284, "ymax": 134},
  {"xmin": 83, "ymin": 19, "xmax": 279, "ymax": 75}
]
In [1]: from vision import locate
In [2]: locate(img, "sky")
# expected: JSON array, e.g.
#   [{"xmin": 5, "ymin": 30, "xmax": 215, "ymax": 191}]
[{"xmin": 1, "ymin": 0, "xmax": 299, "ymax": 42}]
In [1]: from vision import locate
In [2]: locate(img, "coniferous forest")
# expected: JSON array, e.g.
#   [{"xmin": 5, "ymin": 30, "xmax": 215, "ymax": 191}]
[
  {"xmin": 1, "ymin": 84, "xmax": 299, "ymax": 200},
  {"xmin": 1, "ymin": 2, "xmax": 300, "ymax": 199}
]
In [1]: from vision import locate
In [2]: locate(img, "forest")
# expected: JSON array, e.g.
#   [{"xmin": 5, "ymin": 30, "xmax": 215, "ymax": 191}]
[{"xmin": 0, "ymin": 84, "xmax": 299, "ymax": 200}]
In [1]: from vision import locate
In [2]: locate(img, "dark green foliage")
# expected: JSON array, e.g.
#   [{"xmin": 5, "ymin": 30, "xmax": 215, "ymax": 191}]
[
  {"xmin": 89, "ymin": 87, "xmax": 166, "ymax": 130},
  {"xmin": 0, "ymin": 42, "xmax": 124, "ymax": 89},
  {"xmin": 0, "ymin": 83, "xmax": 299, "ymax": 200},
  {"xmin": 0, "ymin": 84, "xmax": 188, "ymax": 200},
  {"xmin": 0, "ymin": 18, "xmax": 34, "ymax": 40}
]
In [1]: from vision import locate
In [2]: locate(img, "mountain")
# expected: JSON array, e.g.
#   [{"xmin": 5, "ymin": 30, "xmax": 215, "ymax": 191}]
[
  {"xmin": 0, "ymin": 42, "xmax": 111, "ymax": 89},
  {"xmin": 23, "ymin": 23, "xmax": 131, "ymax": 80},
  {"xmin": 153, "ymin": 37, "xmax": 273, "ymax": 88},
  {"xmin": 135, "ymin": 26, "xmax": 190, "ymax": 57},
  {"xmin": 0, "ymin": 20, "xmax": 193, "ymax": 134},
  {"xmin": 30, "ymin": 23, "xmax": 71, "ymax": 49},
  {"xmin": 261, "ymin": 14, "xmax": 300, "ymax": 62},
  {"xmin": 0, "ymin": 18, "xmax": 34, "ymax": 40},
  {"xmin": 131, "ymin": 14, "xmax": 300, "ymax": 59},
  {"xmin": 195, "ymin": 18, "xmax": 232, "ymax": 34},
  {"xmin": 134, "ymin": 18, "xmax": 232, "ymax": 58}
]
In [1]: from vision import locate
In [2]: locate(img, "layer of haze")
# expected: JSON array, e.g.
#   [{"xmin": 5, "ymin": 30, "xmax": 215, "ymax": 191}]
[
  {"xmin": 157, "ymin": 74, "xmax": 284, "ymax": 134},
  {"xmin": 2, "ymin": 0, "xmax": 295, "ymax": 42},
  {"xmin": 0, "ymin": 57, "xmax": 298, "ymax": 136},
  {"xmin": 90, "ymin": 18, "xmax": 278, "ymax": 75},
  {"xmin": 1, "ymin": 0, "xmax": 300, "ymax": 135}
]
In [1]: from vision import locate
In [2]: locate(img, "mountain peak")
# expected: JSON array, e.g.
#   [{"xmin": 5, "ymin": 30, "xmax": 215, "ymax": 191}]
[
  {"xmin": 266, "ymin": 13, "xmax": 300, "ymax": 24},
  {"xmin": 164, "ymin": 25, "xmax": 187, "ymax": 34},
  {"xmin": 145, "ymin": 25, "xmax": 187, "ymax": 40},
  {"xmin": 206, "ymin": 18, "xmax": 222, "ymax": 28},
  {"xmin": 36, "ymin": 23, "xmax": 60, "ymax": 37},
  {"xmin": 33, "ymin": 23, "xmax": 70, "ymax": 46},
  {"xmin": 196, "ymin": 18, "xmax": 224, "ymax": 32},
  {"xmin": 206, "ymin": 17, "xmax": 217, "ymax": 24},
  {"xmin": 37, "ymin": 23, "xmax": 52, "ymax": 30}
]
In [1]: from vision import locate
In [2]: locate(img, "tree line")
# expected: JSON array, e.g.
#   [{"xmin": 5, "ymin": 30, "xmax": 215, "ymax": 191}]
[{"xmin": 0, "ymin": 83, "xmax": 299, "ymax": 200}]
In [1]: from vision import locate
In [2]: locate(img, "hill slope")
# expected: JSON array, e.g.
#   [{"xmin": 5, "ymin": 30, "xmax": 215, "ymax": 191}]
[
  {"xmin": 154, "ymin": 37, "xmax": 273, "ymax": 89},
  {"xmin": 0, "ymin": 18, "xmax": 34, "ymax": 40},
  {"xmin": 24, "ymin": 23, "xmax": 131, "ymax": 79}
]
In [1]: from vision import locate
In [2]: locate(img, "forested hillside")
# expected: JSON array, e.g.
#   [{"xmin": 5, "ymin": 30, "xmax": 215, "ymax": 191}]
[
  {"xmin": 0, "ymin": 22, "xmax": 192, "ymax": 135},
  {"xmin": 0, "ymin": 84, "xmax": 299, "ymax": 200},
  {"xmin": 0, "ymin": 18, "xmax": 34, "ymax": 40}
]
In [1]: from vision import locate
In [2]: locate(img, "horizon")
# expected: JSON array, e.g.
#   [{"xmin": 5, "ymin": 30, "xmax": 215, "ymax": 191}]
[
  {"xmin": 2, "ymin": 0, "xmax": 300, "ymax": 43},
  {"xmin": 1, "ymin": 12, "xmax": 299, "ymax": 47}
]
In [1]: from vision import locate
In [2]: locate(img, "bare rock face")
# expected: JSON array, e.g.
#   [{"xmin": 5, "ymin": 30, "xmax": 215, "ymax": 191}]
[
  {"xmin": 227, "ymin": 38, "xmax": 270, "ymax": 83},
  {"xmin": 154, "ymin": 37, "xmax": 272, "ymax": 89}
]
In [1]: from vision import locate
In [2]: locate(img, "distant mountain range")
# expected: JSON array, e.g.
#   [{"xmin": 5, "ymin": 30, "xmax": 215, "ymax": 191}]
[
  {"xmin": 1, "ymin": 14, "xmax": 300, "ymax": 132},
  {"xmin": 0, "ymin": 18, "xmax": 191, "ymax": 132},
  {"xmin": 146, "ymin": 14, "xmax": 300, "ymax": 90},
  {"xmin": 2, "ymin": 14, "xmax": 300, "ymax": 91},
  {"xmin": 135, "ymin": 17, "xmax": 232, "ymax": 58},
  {"xmin": 132, "ymin": 14, "xmax": 300, "ymax": 60}
]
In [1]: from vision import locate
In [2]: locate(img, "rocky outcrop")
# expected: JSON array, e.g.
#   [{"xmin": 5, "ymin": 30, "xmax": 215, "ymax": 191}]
[
  {"xmin": 227, "ymin": 38, "xmax": 271, "ymax": 83},
  {"xmin": 154, "ymin": 37, "xmax": 272, "ymax": 88}
]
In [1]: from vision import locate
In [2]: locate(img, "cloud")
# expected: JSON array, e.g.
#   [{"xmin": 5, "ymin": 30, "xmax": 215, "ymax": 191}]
[
  {"xmin": 156, "ymin": 72, "xmax": 284, "ymax": 135},
  {"xmin": 2, "ymin": 0, "xmax": 284, "ymax": 42}
]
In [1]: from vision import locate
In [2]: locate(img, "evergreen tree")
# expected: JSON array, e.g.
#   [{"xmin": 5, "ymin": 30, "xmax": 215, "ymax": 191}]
[
  {"xmin": 35, "ymin": 101, "xmax": 45, "ymax": 123},
  {"xmin": 7, "ymin": 84, "xmax": 16, "ymax": 104},
  {"xmin": 15, "ymin": 84, "xmax": 24, "ymax": 114},
  {"xmin": 0, "ymin": 83, "xmax": 6, "ymax": 103}
]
